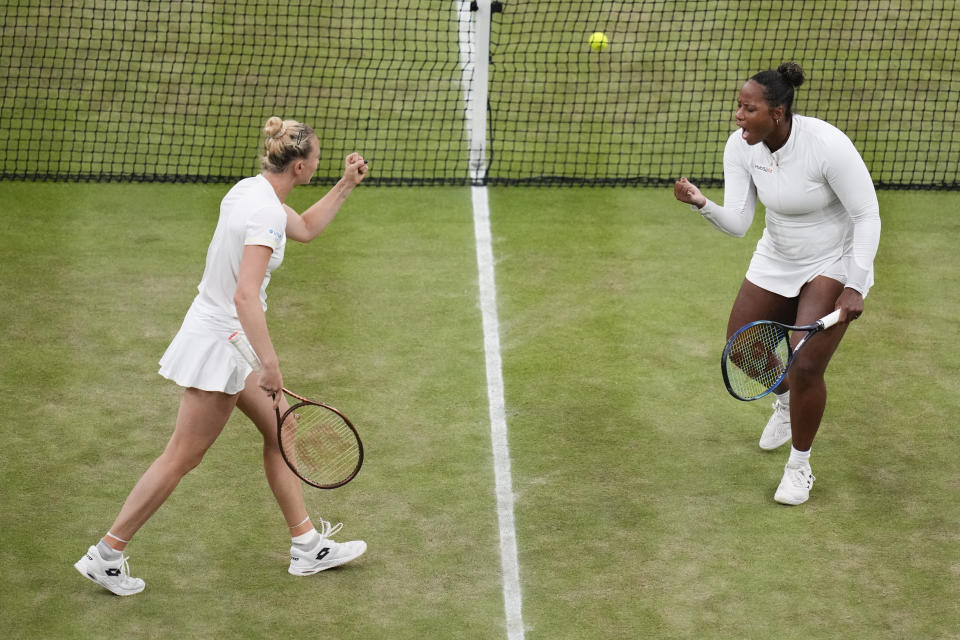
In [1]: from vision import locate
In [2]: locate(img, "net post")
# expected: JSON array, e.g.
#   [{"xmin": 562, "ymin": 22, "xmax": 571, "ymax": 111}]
[{"xmin": 466, "ymin": 0, "xmax": 491, "ymax": 185}]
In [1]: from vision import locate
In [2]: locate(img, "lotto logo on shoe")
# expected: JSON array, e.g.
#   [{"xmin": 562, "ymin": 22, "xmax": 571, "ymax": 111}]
[
  {"xmin": 106, "ymin": 568, "xmax": 122, "ymax": 577},
  {"xmin": 316, "ymin": 548, "xmax": 330, "ymax": 561}
]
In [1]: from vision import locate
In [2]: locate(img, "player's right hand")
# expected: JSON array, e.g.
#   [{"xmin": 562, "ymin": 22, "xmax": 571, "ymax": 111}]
[
  {"xmin": 674, "ymin": 177, "xmax": 706, "ymax": 208},
  {"xmin": 258, "ymin": 363, "xmax": 284, "ymax": 409}
]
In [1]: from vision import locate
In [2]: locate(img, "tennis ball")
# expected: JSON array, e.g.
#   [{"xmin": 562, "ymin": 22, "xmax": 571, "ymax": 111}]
[{"xmin": 588, "ymin": 31, "xmax": 609, "ymax": 51}]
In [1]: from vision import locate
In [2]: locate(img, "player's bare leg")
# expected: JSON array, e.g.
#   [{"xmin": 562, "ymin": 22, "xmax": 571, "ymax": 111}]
[
  {"xmin": 76, "ymin": 388, "xmax": 237, "ymax": 595},
  {"xmin": 726, "ymin": 279, "xmax": 797, "ymax": 448},
  {"xmin": 235, "ymin": 375, "xmax": 312, "ymax": 536},
  {"xmin": 787, "ymin": 276, "xmax": 848, "ymax": 451},
  {"xmin": 774, "ymin": 276, "xmax": 849, "ymax": 504},
  {"xmin": 108, "ymin": 388, "xmax": 239, "ymax": 545},
  {"xmin": 236, "ymin": 373, "xmax": 366, "ymax": 574}
]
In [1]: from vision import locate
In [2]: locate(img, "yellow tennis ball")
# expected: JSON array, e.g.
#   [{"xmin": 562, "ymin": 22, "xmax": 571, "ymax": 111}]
[{"xmin": 588, "ymin": 31, "xmax": 609, "ymax": 51}]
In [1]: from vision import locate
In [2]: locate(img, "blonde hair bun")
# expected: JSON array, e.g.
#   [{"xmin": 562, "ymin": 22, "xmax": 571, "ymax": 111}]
[
  {"xmin": 260, "ymin": 117, "xmax": 316, "ymax": 173},
  {"xmin": 264, "ymin": 116, "xmax": 286, "ymax": 139}
]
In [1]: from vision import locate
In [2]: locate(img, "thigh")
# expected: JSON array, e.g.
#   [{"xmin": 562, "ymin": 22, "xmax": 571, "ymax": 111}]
[
  {"xmin": 726, "ymin": 278, "xmax": 798, "ymax": 339},
  {"xmin": 166, "ymin": 387, "xmax": 239, "ymax": 454},
  {"xmin": 235, "ymin": 371, "xmax": 291, "ymax": 442},
  {"xmin": 790, "ymin": 276, "xmax": 848, "ymax": 375}
]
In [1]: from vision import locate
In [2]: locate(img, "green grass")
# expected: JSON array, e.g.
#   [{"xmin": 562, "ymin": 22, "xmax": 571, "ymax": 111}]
[
  {"xmin": 0, "ymin": 182, "xmax": 502, "ymax": 638},
  {"xmin": 489, "ymin": 187, "xmax": 960, "ymax": 639},
  {"xmin": 3, "ymin": 4, "xmax": 959, "ymax": 637},
  {"xmin": 1, "ymin": 182, "xmax": 958, "ymax": 638}
]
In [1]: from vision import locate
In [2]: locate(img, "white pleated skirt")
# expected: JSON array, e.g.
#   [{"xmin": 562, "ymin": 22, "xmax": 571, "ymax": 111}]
[
  {"xmin": 746, "ymin": 232, "xmax": 873, "ymax": 299},
  {"xmin": 158, "ymin": 301, "xmax": 254, "ymax": 395}
]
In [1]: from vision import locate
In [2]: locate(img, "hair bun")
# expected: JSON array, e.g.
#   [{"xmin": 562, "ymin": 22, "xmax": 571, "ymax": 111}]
[
  {"xmin": 264, "ymin": 116, "xmax": 285, "ymax": 139},
  {"xmin": 777, "ymin": 62, "xmax": 805, "ymax": 88}
]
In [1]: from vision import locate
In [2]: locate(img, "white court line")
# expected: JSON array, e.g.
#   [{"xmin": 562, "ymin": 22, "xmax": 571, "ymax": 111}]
[
  {"xmin": 459, "ymin": 2, "xmax": 524, "ymax": 636},
  {"xmin": 472, "ymin": 185, "xmax": 525, "ymax": 640}
]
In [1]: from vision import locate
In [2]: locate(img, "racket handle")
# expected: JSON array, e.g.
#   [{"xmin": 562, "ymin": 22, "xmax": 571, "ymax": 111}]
[
  {"xmin": 227, "ymin": 331, "xmax": 262, "ymax": 371},
  {"xmin": 818, "ymin": 309, "xmax": 842, "ymax": 330}
]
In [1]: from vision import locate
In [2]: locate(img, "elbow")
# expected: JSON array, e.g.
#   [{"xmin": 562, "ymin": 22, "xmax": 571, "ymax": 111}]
[
  {"xmin": 289, "ymin": 226, "xmax": 317, "ymax": 244},
  {"xmin": 233, "ymin": 288, "xmax": 256, "ymax": 312},
  {"xmin": 716, "ymin": 222, "xmax": 749, "ymax": 238},
  {"xmin": 729, "ymin": 209, "xmax": 753, "ymax": 237}
]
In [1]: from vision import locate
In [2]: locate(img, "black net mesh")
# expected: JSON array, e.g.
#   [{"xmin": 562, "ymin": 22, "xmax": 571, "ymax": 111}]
[{"xmin": 2, "ymin": 1, "xmax": 958, "ymax": 187}]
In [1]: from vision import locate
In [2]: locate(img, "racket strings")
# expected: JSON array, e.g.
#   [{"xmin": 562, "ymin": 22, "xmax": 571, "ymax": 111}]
[
  {"xmin": 280, "ymin": 404, "xmax": 361, "ymax": 486},
  {"xmin": 724, "ymin": 323, "xmax": 790, "ymax": 398}
]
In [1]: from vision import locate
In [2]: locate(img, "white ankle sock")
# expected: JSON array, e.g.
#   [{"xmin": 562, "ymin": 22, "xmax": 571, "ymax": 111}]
[
  {"xmin": 788, "ymin": 446, "xmax": 811, "ymax": 466},
  {"xmin": 292, "ymin": 528, "xmax": 321, "ymax": 549},
  {"xmin": 97, "ymin": 539, "xmax": 122, "ymax": 561}
]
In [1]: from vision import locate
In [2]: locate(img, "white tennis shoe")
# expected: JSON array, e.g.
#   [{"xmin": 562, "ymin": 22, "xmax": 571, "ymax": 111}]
[
  {"xmin": 759, "ymin": 397, "xmax": 792, "ymax": 450},
  {"xmin": 74, "ymin": 545, "xmax": 145, "ymax": 596},
  {"xmin": 774, "ymin": 462, "xmax": 816, "ymax": 505},
  {"xmin": 288, "ymin": 520, "xmax": 366, "ymax": 576}
]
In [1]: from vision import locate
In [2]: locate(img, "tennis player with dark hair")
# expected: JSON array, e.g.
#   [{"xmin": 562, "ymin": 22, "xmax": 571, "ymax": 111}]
[
  {"xmin": 75, "ymin": 117, "xmax": 369, "ymax": 595},
  {"xmin": 674, "ymin": 62, "xmax": 881, "ymax": 505}
]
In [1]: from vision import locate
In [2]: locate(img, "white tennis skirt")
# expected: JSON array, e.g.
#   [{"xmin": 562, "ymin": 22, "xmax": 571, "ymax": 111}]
[
  {"xmin": 158, "ymin": 300, "xmax": 254, "ymax": 395},
  {"xmin": 746, "ymin": 237, "xmax": 873, "ymax": 299}
]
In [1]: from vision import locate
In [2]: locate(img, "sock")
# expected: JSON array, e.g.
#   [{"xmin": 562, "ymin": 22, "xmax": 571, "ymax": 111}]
[
  {"xmin": 97, "ymin": 539, "xmax": 122, "ymax": 561},
  {"xmin": 292, "ymin": 528, "xmax": 321, "ymax": 550},
  {"xmin": 788, "ymin": 446, "xmax": 811, "ymax": 467},
  {"xmin": 776, "ymin": 390, "xmax": 790, "ymax": 407}
]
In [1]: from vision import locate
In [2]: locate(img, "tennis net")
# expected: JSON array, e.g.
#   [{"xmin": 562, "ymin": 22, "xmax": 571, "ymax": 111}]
[{"xmin": 1, "ymin": 1, "xmax": 957, "ymax": 188}]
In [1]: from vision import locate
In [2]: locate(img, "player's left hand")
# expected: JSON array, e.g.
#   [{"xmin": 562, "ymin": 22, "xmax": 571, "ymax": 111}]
[
  {"xmin": 836, "ymin": 287, "xmax": 864, "ymax": 323},
  {"xmin": 344, "ymin": 152, "xmax": 368, "ymax": 186}
]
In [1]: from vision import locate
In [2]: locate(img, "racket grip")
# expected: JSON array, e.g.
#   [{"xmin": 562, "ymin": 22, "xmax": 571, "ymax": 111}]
[
  {"xmin": 227, "ymin": 331, "xmax": 262, "ymax": 371},
  {"xmin": 819, "ymin": 309, "xmax": 842, "ymax": 330}
]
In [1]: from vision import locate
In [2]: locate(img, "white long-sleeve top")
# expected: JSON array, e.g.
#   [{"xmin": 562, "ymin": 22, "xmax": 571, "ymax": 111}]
[{"xmin": 697, "ymin": 115, "xmax": 881, "ymax": 295}]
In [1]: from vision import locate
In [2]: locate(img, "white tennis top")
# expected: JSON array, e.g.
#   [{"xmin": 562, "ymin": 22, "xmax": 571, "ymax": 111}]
[
  {"xmin": 192, "ymin": 174, "xmax": 287, "ymax": 320},
  {"xmin": 697, "ymin": 115, "xmax": 881, "ymax": 294}
]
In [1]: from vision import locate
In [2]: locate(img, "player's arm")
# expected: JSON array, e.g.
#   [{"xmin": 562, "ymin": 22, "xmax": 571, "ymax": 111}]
[
  {"xmin": 823, "ymin": 131, "xmax": 881, "ymax": 295},
  {"xmin": 235, "ymin": 244, "xmax": 282, "ymax": 405},
  {"xmin": 676, "ymin": 133, "xmax": 757, "ymax": 237},
  {"xmin": 699, "ymin": 134, "xmax": 758, "ymax": 237},
  {"xmin": 819, "ymin": 128, "xmax": 881, "ymax": 323},
  {"xmin": 285, "ymin": 153, "xmax": 369, "ymax": 243}
]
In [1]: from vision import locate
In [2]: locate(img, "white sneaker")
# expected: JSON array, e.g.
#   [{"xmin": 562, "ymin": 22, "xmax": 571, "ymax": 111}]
[
  {"xmin": 288, "ymin": 519, "xmax": 366, "ymax": 576},
  {"xmin": 774, "ymin": 463, "xmax": 816, "ymax": 505},
  {"xmin": 759, "ymin": 398, "xmax": 791, "ymax": 450},
  {"xmin": 74, "ymin": 545, "xmax": 145, "ymax": 596}
]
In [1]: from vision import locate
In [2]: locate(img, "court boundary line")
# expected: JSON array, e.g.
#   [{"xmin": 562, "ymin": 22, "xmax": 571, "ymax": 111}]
[
  {"xmin": 472, "ymin": 185, "xmax": 525, "ymax": 640},
  {"xmin": 459, "ymin": 3, "xmax": 524, "ymax": 636}
]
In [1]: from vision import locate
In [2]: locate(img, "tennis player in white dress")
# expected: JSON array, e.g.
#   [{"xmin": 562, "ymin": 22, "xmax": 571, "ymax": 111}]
[
  {"xmin": 675, "ymin": 62, "xmax": 881, "ymax": 505},
  {"xmin": 75, "ymin": 117, "xmax": 369, "ymax": 595}
]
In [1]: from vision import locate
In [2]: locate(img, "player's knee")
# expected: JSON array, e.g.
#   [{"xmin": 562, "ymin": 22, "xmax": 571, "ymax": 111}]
[
  {"xmin": 160, "ymin": 446, "xmax": 208, "ymax": 475},
  {"xmin": 787, "ymin": 358, "xmax": 824, "ymax": 389},
  {"xmin": 261, "ymin": 437, "xmax": 281, "ymax": 456}
]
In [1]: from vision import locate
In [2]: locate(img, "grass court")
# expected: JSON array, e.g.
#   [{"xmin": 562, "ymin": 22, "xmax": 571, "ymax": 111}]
[{"xmin": 1, "ymin": 181, "xmax": 958, "ymax": 638}]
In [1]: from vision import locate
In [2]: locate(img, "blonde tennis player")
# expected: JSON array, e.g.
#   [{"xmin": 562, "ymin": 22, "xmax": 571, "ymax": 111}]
[
  {"xmin": 75, "ymin": 117, "xmax": 369, "ymax": 595},
  {"xmin": 675, "ymin": 62, "xmax": 881, "ymax": 505}
]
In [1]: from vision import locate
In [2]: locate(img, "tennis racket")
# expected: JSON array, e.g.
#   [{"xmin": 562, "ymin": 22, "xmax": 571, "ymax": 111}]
[
  {"xmin": 721, "ymin": 309, "xmax": 841, "ymax": 401},
  {"xmin": 228, "ymin": 332, "xmax": 363, "ymax": 489}
]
